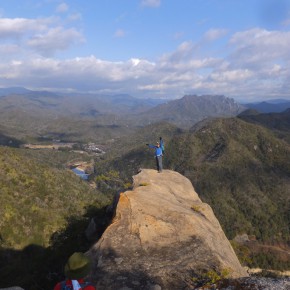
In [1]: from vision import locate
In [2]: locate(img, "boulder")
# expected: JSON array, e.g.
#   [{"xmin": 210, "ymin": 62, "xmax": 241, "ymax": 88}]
[{"xmin": 89, "ymin": 169, "xmax": 247, "ymax": 289}]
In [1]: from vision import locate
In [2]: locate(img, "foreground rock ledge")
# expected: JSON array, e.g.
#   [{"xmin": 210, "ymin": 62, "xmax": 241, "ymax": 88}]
[{"xmin": 89, "ymin": 169, "xmax": 247, "ymax": 289}]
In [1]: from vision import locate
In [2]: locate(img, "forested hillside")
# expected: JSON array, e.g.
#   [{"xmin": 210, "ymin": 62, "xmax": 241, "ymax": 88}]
[
  {"xmin": 0, "ymin": 146, "xmax": 112, "ymax": 289},
  {"xmin": 0, "ymin": 146, "xmax": 110, "ymax": 249},
  {"xmin": 168, "ymin": 118, "xmax": 290, "ymax": 242},
  {"xmin": 93, "ymin": 117, "xmax": 290, "ymax": 270},
  {"xmin": 238, "ymin": 109, "xmax": 290, "ymax": 143},
  {"xmin": 1, "ymin": 106, "xmax": 290, "ymax": 288}
]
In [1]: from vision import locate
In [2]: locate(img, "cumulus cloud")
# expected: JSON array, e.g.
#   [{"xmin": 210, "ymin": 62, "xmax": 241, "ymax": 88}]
[
  {"xmin": 228, "ymin": 28, "xmax": 290, "ymax": 72},
  {"xmin": 0, "ymin": 13, "xmax": 290, "ymax": 101},
  {"xmin": 0, "ymin": 15, "xmax": 84, "ymax": 57},
  {"xmin": 0, "ymin": 17, "xmax": 54, "ymax": 39},
  {"xmin": 0, "ymin": 56, "xmax": 157, "ymax": 94},
  {"xmin": 27, "ymin": 27, "xmax": 84, "ymax": 56}
]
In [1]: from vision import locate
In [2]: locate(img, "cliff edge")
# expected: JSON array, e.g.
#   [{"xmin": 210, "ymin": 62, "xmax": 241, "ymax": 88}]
[{"xmin": 89, "ymin": 169, "xmax": 247, "ymax": 289}]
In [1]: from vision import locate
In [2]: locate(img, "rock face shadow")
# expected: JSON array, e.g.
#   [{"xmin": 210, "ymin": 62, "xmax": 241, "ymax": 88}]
[{"xmin": 0, "ymin": 204, "xmax": 113, "ymax": 290}]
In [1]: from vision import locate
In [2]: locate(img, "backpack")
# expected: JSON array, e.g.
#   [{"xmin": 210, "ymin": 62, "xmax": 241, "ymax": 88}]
[
  {"xmin": 61, "ymin": 280, "xmax": 93, "ymax": 290},
  {"xmin": 160, "ymin": 139, "xmax": 165, "ymax": 154}
]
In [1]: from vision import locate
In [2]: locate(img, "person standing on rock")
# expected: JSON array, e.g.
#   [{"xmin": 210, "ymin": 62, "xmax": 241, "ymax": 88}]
[
  {"xmin": 53, "ymin": 252, "xmax": 96, "ymax": 290},
  {"xmin": 146, "ymin": 140, "xmax": 163, "ymax": 172}
]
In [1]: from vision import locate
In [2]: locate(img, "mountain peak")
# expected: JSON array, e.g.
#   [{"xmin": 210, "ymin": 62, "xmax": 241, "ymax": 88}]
[
  {"xmin": 88, "ymin": 169, "xmax": 247, "ymax": 289},
  {"xmin": 135, "ymin": 94, "xmax": 246, "ymax": 128}
]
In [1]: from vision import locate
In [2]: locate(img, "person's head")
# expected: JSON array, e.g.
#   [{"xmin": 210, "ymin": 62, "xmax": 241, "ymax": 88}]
[
  {"xmin": 156, "ymin": 142, "xmax": 160, "ymax": 147},
  {"xmin": 64, "ymin": 252, "xmax": 91, "ymax": 280}
]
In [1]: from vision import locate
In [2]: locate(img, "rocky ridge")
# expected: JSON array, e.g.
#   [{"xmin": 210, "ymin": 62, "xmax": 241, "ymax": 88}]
[{"xmin": 88, "ymin": 169, "xmax": 247, "ymax": 289}]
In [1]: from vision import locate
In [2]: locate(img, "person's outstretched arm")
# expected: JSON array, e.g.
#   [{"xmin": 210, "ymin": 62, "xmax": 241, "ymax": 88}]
[{"xmin": 146, "ymin": 143, "xmax": 156, "ymax": 148}]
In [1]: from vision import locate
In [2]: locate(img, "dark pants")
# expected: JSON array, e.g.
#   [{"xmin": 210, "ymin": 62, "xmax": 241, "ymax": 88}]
[{"xmin": 156, "ymin": 155, "xmax": 163, "ymax": 172}]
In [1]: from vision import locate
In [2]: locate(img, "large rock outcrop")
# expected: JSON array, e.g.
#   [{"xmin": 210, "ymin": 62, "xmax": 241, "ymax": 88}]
[{"xmin": 89, "ymin": 169, "xmax": 247, "ymax": 289}]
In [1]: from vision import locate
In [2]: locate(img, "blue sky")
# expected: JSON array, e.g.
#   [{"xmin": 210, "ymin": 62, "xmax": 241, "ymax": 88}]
[{"xmin": 0, "ymin": 0, "xmax": 290, "ymax": 101}]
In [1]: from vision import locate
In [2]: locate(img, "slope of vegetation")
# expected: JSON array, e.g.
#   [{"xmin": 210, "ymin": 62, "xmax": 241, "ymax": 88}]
[
  {"xmin": 0, "ymin": 146, "xmax": 113, "ymax": 289},
  {"xmin": 20, "ymin": 147, "xmax": 93, "ymax": 169},
  {"xmin": 167, "ymin": 118, "xmax": 290, "ymax": 242},
  {"xmin": 0, "ymin": 146, "xmax": 110, "ymax": 249},
  {"xmin": 238, "ymin": 109, "xmax": 290, "ymax": 144},
  {"xmin": 93, "ymin": 118, "xmax": 290, "ymax": 270}
]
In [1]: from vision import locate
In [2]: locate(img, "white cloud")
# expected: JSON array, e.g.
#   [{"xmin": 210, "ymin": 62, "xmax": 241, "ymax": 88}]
[
  {"xmin": 204, "ymin": 28, "xmax": 228, "ymax": 41},
  {"xmin": 0, "ymin": 39, "xmax": 289, "ymax": 100},
  {"xmin": 0, "ymin": 18, "xmax": 54, "ymax": 39},
  {"xmin": 27, "ymin": 27, "xmax": 84, "ymax": 56},
  {"xmin": 229, "ymin": 28, "xmax": 290, "ymax": 62},
  {"xmin": 141, "ymin": 0, "xmax": 161, "ymax": 8},
  {"xmin": 209, "ymin": 69, "xmax": 253, "ymax": 82},
  {"xmin": 0, "ymin": 16, "xmax": 84, "ymax": 57},
  {"xmin": 159, "ymin": 41, "xmax": 196, "ymax": 65},
  {"xmin": 0, "ymin": 44, "xmax": 19, "ymax": 55},
  {"xmin": 225, "ymin": 27, "xmax": 290, "ymax": 99},
  {"xmin": 144, "ymin": 28, "xmax": 290, "ymax": 99},
  {"xmin": 56, "ymin": 3, "xmax": 69, "ymax": 13},
  {"xmin": 1, "ymin": 16, "xmax": 290, "ymax": 101},
  {"xmin": 0, "ymin": 56, "xmax": 157, "ymax": 95}
]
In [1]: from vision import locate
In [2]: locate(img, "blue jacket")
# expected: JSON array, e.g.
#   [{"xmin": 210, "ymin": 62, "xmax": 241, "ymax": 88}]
[{"xmin": 148, "ymin": 144, "xmax": 163, "ymax": 156}]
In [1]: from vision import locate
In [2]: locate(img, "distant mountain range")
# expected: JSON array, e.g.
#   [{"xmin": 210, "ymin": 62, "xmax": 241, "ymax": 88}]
[
  {"xmin": 0, "ymin": 87, "xmax": 166, "ymax": 116},
  {"xmin": 244, "ymin": 99, "xmax": 290, "ymax": 113},
  {"xmin": 0, "ymin": 87, "xmax": 247, "ymax": 142},
  {"xmin": 0, "ymin": 86, "xmax": 32, "ymax": 95},
  {"xmin": 1, "ymin": 86, "xmax": 288, "ymax": 144},
  {"xmin": 0, "ymin": 88, "xmax": 161, "ymax": 142},
  {"xmin": 0, "ymin": 87, "xmax": 245, "ymax": 119}
]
